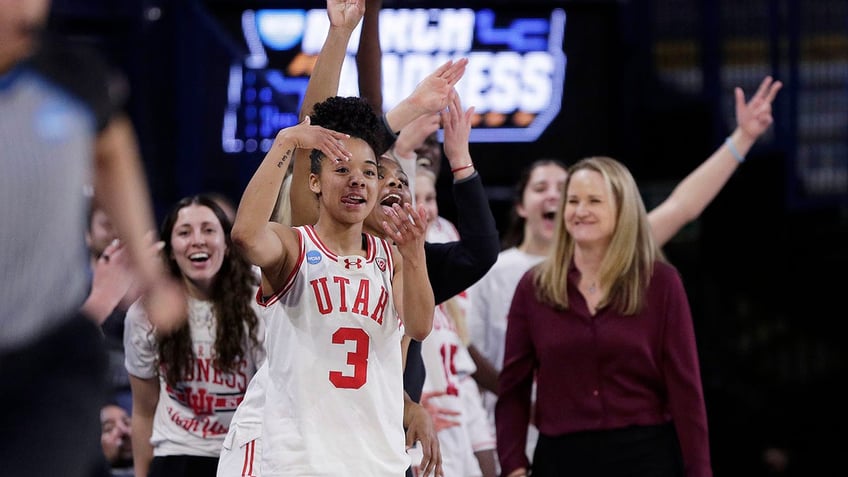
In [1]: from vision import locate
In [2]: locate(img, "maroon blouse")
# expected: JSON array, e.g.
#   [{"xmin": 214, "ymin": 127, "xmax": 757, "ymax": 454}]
[{"xmin": 495, "ymin": 261, "xmax": 711, "ymax": 477}]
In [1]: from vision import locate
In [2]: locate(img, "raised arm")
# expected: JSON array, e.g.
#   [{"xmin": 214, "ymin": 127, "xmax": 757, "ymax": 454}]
[
  {"xmin": 291, "ymin": 0, "xmax": 365, "ymax": 226},
  {"xmin": 424, "ymin": 92, "xmax": 498, "ymax": 303},
  {"xmin": 383, "ymin": 203, "xmax": 434, "ymax": 340},
  {"xmin": 384, "ymin": 58, "xmax": 468, "ymax": 134},
  {"xmin": 356, "ymin": 0, "xmax": 383, "ymax": 114},
  {"xmin": 648, "ymin": 76, "xmax": 782, "ymax": 246},
  {"xmin": 441, "ymin": 90, "xmax": 476, "ymax": 181},
  {"xmin": 233, "ymin": 118, "xmax": 350, "ymax": 287},
  {"xmin": 391, "ymin": 112, "xmax": 441, "ymax": 202},
  {"xmin": 94, "ymin": 115, "xmax": 185, "ymax": 332},
  {"xmin": 299, "ymin": 0, "xmax": 365, "ymax": 121}
]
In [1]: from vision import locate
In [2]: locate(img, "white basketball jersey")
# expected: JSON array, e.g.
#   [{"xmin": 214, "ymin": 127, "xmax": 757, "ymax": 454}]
[
  {"xmin": 419, "ymin": 305, "xmax": 482, "ymax": 477},
  {"xmin": 260, "ymin": 225, "xmax": 407, "ymax": 477}
]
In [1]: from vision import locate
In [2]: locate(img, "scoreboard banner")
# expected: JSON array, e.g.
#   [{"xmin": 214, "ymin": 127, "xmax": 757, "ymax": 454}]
[{"xmin": 221, "ymin": 6, "xmax": 567, "ymax": 154}]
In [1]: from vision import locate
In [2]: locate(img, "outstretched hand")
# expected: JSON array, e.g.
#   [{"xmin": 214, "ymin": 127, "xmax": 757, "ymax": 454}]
[
  {"xmin": 735, "ymin": 75, "xmax": 782, "ymax": 141},
  {"xmin": 381, "ymin": 202, "xmax": 428, "ymax": 255},
  {"xmin": 326, "ymin": 0, "xmax": 366, "ymax": 31},
  {"xmin": 408, "ymin": 58, "xmax": 469, "ymax": 115}
]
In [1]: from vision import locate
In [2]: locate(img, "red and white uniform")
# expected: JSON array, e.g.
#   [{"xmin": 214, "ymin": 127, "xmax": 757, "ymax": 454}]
[
  {"xmin": 418, "ymin": 216, "xmax": 495, "ymax": 477},
  {"xmin": 419, "ymin": 306, "xmax": 483, "ymax": 477},
  {"xmin": 260, "ymin": 225, "xmax": 407, "ymax": 477}
]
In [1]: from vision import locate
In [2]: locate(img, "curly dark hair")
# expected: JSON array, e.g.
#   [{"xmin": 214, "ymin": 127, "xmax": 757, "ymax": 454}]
[
  {"xmin": 156, "ymin": 194, "xmax": 261, "ymax": 388},
  {"xmin": 308, "ymin": 96, "xmax": 389, "ymax": 174}
]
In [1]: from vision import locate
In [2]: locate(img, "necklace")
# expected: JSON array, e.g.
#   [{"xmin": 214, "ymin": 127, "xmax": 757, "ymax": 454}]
[{"xmin": 588, "ymin": 282, "xmax": 597, "ymax": 294}]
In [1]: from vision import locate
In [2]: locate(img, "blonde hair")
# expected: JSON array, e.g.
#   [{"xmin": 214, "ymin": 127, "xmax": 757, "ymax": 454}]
[{"xmin": 534, "ymin": 156, "xmax": 665, "ymax": 314}]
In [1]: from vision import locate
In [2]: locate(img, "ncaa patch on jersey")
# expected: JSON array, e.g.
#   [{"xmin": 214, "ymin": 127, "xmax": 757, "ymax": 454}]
[
  {"xmin": 376, "ymin": 257, "xmax": 387, "ymax": 272},
  {"xmin": 306, "ymin": 250, "xmax": 321, "ymax": 265}
]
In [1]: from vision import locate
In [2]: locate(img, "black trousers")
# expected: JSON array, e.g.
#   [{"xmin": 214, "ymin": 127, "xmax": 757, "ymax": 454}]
[
  {"xmin": 0, "ymin": 314, "xmax": 109, "ymax": 477},
  {"xmin": 149, "ymin": 455, "xmax": 220, "ymax": 477},
  {"xmin": 532, "ymin": 423, "xmax": 685, "ymax": 477}
]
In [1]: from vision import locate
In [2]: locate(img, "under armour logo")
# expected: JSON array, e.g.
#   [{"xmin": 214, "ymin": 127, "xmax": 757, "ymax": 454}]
[{"xmin": 344, "ymin": 258, "xmax": 363, "ymax": 270}]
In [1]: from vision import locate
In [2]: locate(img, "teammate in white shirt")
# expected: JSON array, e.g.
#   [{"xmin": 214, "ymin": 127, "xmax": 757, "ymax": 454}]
[{"xmin": 125, "ymin": 195, "xmax": 265, "ymax": 477}]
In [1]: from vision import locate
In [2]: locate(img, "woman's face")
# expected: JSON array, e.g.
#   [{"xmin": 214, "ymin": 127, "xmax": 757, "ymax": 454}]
[
  {"xmin": 311, "ymin": 137, "xmax": 380, "ymax": 226},
  {"xmin": 564, "ymin": 168, "xmax": 617, "ymax": 247},
  {"xmin": 518, "ymin": 163, "xmax": 568, "ymax": 247},
  {"xmin": 414, "ymin": 173, "xmax": 438, "ymax": 225},
  {"xmin": 365, "ymin": 157, "xmax": 412, "ymax": 237},
  {"xmin": 169, "ymin": 204, "xmax": 227, "ymax": 293}
]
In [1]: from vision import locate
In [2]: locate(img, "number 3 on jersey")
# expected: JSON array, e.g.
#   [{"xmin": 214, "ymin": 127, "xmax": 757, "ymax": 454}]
[{"xmin": 329, "ymin": 327, "xmax": 369, "ymax": 389}]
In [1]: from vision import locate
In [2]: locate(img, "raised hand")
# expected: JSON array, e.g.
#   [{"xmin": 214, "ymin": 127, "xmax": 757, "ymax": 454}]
[
  {"xmin": 735, "ymin": 75, "xmax": 782, "ymax": 141},
  {"xmin": 393, "ymin": 112, "xmax": 441, "ymax": 159},
  {"xmin": 381, "ymin": 202, "xmax": 428, "ymax": 253},
  {"xmin": 276, "ymin": 116, "xmax": 352, "ymax": 162},
  {"xmin": 326, "ymin": 0, "xmax": 366, "ymax": 31},
  {"xmin": 442, "ymin": 90, "xmax": 475, "ymax": 171},
  {"xmin": 407, "ymin": 58, "xmax": 469, "ymax": 115},
  {"xmin": 82, "ymin": 238, "xmax": 136, "ymax": 324}
]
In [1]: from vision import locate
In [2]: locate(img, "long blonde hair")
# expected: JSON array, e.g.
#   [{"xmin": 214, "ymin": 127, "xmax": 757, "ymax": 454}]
[{"xmin": 534, "ymin": 156, "xmax": 664, "ymax": 314}]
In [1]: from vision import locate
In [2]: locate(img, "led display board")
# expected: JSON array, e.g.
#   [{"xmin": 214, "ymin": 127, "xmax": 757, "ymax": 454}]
[{"xmin": 217, "ymin": 5, "xmax": 567, "ymax": 154}]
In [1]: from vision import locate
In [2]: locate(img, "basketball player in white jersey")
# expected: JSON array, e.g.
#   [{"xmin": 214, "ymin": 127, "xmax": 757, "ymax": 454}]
[{"xmin": 231, "ymin": 92, "xmax": 434, "ymax": 477}]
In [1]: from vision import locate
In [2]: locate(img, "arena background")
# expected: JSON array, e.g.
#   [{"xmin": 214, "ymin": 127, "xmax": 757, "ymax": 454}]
[{"xmin": 48, "ymin": 0, "xmax": 847, "ymax": 474}]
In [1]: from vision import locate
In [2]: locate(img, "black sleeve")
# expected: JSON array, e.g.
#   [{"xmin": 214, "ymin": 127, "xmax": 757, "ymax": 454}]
[
  {"xmin": 378, "ymin": 114, "xmax": 399, "ymax": 154},
  {"xmin": 425, "ymin": 172, "xmax": 500, "ymax": 304},
  {"xmin": 405, "ymin": 173, "xmax": 499, "ymax": 402},
  {"xmin": 31, "ymin": 34, "xmax": 127, "ymax": 132},
  {"xmin": 402, "ymin": 339, "xmax": 425, "ymax": 403}
]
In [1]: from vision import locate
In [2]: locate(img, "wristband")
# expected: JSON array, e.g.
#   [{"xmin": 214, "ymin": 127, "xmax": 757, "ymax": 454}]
[
  {"xmin": 725, "ymin": 136, "xmax": 745, "ymax": 163},
  {"xmin": 451, "ymin": 163, "xmax": 474, "ymax": 174}
]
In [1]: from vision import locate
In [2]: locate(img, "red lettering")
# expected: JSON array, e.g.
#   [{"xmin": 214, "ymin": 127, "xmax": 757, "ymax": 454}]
[
  {"xmin": 197, "ymin": 358, "xmax": 210, "ymax": 382},
  {"xmin": 310, "ymin": 277, "xmax": 333, "ymax": 315},
  {"xmin": 351, "ymin": 280, "xmax": 371, "ymax": 316},
  {"xmin": 334, "ymin": 276, "xmax": 350, "ymax": 312},
  {"xmin": 370, "ymin": 286, "xmax": 388, "ymax": 325},
  {"xmin": 189, "ymin": 388, "xmax": 215, "ymax": 415},
  {"xmin": 201, "ymin": 419, "xmax": 228, "ymax": 438},
  {"xmin": 167, "ymin": 407, "xmax": 200, "ymax": 433}
]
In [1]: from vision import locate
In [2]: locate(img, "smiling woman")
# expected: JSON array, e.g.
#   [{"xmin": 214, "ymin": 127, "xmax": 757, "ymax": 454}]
[{"xmin": 123, "ymin": 194, "xmax": 265, "ymax": 477}]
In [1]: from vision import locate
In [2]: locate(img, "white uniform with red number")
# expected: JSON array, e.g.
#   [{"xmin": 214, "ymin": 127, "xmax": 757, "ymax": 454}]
[
  {"xmin": 419, "ymin": 305, "xmax": 483, "ymax": 477},
  {"xmin": 418, "ymin": 216, "xmax": 494, "ymax": 477},
  {"xmin": 260, "ymin": 225, "xmax": 407, "ymax": 477}
]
